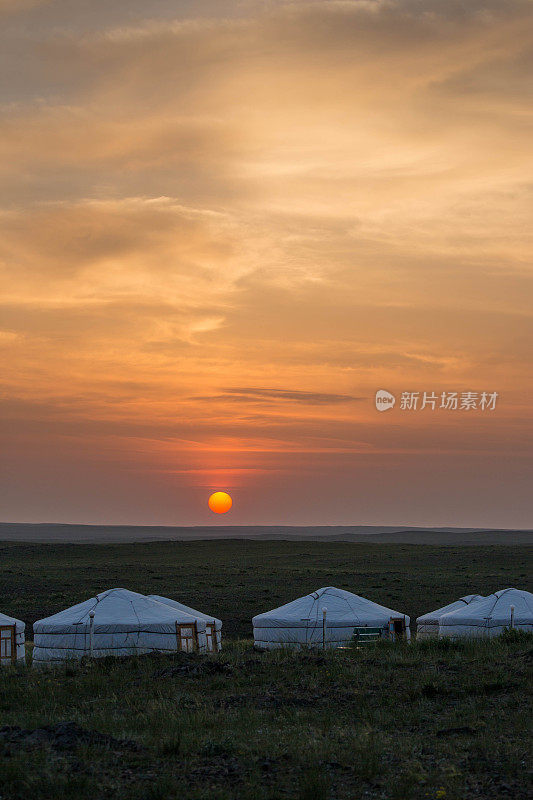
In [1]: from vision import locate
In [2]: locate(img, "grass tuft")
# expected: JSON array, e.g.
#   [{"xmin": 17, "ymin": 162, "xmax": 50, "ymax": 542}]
[{"xmin": 297, "ymin": 765, "xmax": 330, "ymax": 800}]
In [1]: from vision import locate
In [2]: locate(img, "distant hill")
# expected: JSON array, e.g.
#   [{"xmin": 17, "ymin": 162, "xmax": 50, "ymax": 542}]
[{"xmin": 0, "ymin": 523, "xmax": 531, "ymax": 545}]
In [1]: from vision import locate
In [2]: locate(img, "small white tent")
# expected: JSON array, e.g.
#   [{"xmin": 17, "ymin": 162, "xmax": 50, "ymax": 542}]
[
  {"xmin": 0, "ymin": 612, "xmax": 25, "ymax": 665},
  {"xmin": 253, "ymin": 587, "xmax": 410, "ymax": 649},
  {"xmin": 33, "ymin": 588, "xmax": 207, "ymax": 664},
  {"xmin": 416, "ymin": 595, "xmax": 483, "ymax": 639},
  {"xmin": 439, "ymin": 588, "xmax": 533, "ymax": 639},
  {"xmin": 148, "ymin": 595, "xmax": 222, "ymax": 651}
]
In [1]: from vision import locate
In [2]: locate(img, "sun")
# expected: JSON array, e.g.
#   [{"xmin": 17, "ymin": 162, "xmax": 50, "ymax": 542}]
[{"xmin": 208, "ymin": 491, "xmax": 233, "ymax": 514}]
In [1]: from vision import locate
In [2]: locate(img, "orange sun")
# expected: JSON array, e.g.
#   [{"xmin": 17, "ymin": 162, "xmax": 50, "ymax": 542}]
[{"xmin": 208, "ymin": 491, "xmax": 233, "ymax": 514}]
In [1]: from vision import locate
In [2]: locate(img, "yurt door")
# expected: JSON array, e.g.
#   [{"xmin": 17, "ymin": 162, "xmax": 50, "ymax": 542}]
[
  {"xmin": 205, "ymin": 623, "xmax": 215, "ymax": 652},
  {"xmin": 0, "ymin": 625, "xmax": 16, "ymax": 665},
  {"xmin": 175, "ymin": 621, "xmax": 198, "ymax": 652},
  {"xmin": 389, "ymin": 617, "xmax": 406, "ymax": 640}
]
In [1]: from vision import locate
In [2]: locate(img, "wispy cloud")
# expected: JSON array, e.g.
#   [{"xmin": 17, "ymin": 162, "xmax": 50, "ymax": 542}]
[{"xmin": 216, "ymin": 388, "xmax": 365, "ymax": 405}]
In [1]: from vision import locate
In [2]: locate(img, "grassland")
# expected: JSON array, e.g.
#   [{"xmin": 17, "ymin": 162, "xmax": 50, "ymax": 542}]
[{"xmin": 0, "ymin": 540, "xmax": 531, "ymax": 799}]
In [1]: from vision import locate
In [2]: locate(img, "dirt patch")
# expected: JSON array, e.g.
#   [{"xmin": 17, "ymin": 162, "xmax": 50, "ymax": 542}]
[
  {"xmin": 0, "ymin": 722, "xmax": 143, "ymax": 753},
  {"xmin": 187, "ymin": 755, "xmax": 243, "ymax": 786},
  {"xmin": 436, "ymin": 725, "xmax": 477, "ymax": 737},
  {"xmin": 215, "ymin": 688, "xmax": 360, "ymax": 709},
  {"xmin": 479, "ymin": 680, "xmax": 521, "ymax": 694},
  {"xmin": 152, "ymin": 659, "xmax": 234, "ymax": 679},
  {"xmin": 420, "ymin": 681, "xmax": 462, "ymax": 698}
]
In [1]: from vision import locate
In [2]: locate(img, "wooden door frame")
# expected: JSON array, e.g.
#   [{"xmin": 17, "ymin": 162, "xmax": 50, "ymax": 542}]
[
  {"xmin": 175, "ymin": 621, "xmax": 199, "ymax": 652},
  {"xmin": 0, "ymin": 624, "xmax": 16, "ymax": 665},
  {"xmin": 205, "ymin": 622, "xmax": 219, "ymax": 652},
  {"xmin": 389, "ymin": 617, "xmax": 406, "ymax": 639}
]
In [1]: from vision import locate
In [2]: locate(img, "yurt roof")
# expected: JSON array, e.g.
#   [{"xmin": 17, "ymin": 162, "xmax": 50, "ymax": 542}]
[
  {"xmin": 439, "ymin": 588, "xmax": 533, "ymax": 627},
  {"xmin": 34, "ymin": 588, "xmax": 205, "ymax": 633},
  {"xmin": 253, "ymin": 586, "xmax": 409, "ymax": 626},
  {"xmin": 148, "ymin": 595, "xmax": 222, "ymax": 629},
  {"xmin": 416, "ymin": 595, "xmax": 483, "ymax": 625},
  {"xmin": 0, "ymin": 611, "xmax": 25, "ymax": 632}
]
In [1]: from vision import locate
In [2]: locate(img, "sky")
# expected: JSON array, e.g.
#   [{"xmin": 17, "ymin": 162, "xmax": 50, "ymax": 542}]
[{"xmin": 1, "ymin": 0, "xmax": 532, "ymax": 528}]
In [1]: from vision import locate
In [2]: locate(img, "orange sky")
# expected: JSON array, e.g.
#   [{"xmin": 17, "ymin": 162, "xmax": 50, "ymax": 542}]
[{"xmin": 1, "ymin": 0, "xmax": 532, "ymax": 526}]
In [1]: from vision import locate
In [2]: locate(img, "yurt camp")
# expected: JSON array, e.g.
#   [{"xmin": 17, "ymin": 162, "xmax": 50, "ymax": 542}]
[
  {"xmin": 416, "ymin": 594, "xmax": 483, "ymax": 639},
  {"xmin": 438, "ymin": 587, "xmax": 533, "ymax": 639},
  {"xmin": 253, "ymin": 586, "xmax": 410, "ymax": 649},
  {"xmin": 0, "ymin": 611, "xmax": 25, "ymax": 665},
  {"xmin": 33, "ymin": 588, "xmax": 207, "ymax": 664},
  {"xmin": 148, "ymin": 595, "xmax": 222, "ymax": 651}
]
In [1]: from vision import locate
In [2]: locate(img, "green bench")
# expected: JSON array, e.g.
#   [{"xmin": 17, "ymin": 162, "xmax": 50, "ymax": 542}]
[{"xmin": 351, "ymin": 626, "xmax": 383, "ymax": 645}]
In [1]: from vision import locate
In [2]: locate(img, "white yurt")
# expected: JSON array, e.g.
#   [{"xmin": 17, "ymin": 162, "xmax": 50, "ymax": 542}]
[
  {"xmin": 253, "ymin": 586, "xmax": 410, "ymax": 649},
  {"xmin": 0, "ymin": 611, "xmax": 25, "ymax": 665},
  {"xmin": 416, "ymin": 595, "xmax": 483, "ymax": 639},
  {"xmin": 148, "ymin": 595, "xmax": 222, "ymax": 651},
  {"xmin": 33, "ymin": 588, "xmax": 207, "ymax": 664},
  {"xmin": 438, "ymin": 587, "xmax": 533, "ymax": 639}
]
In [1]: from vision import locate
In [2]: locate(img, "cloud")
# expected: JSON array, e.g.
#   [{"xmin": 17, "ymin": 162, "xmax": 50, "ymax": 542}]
[
  {"xmin": 198, "ymin": 387, "xmax": 365, "ymax": 405},
  {"xmin": 0, "ymin": 0, "xmax": 51, "ymax": 13}
]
